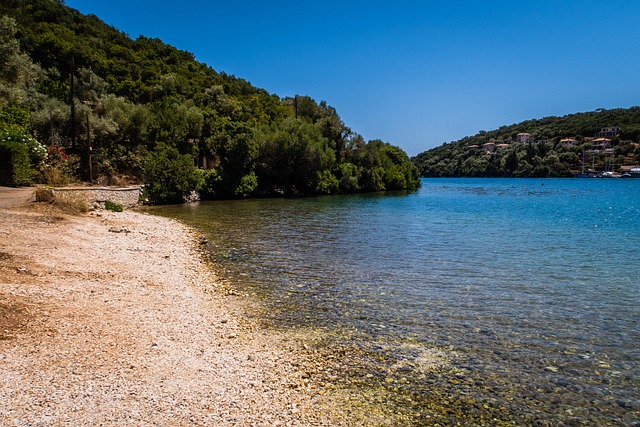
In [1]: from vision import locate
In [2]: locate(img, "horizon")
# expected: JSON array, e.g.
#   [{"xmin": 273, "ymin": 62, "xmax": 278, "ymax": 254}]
[{"xmin": 64, "ymin": 0, "xmax": 640, "ymax": 156}]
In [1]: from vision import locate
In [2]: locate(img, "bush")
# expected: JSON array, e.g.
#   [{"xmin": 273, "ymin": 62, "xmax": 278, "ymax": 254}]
[
  {"xmin": 0, "ymin": 127, "xmax": 50, "ymax": 186},
  {"xmin": 104, "ymin": 200, "xmax": 123, "ymax": 212},
  {"xmin": 0, "ymin": 127, "xmax": 47, "ymax": 167},
  {"xmin": 143, "ymin": 143, "xmax": 201, "ymax": 204},
  {"xmin": 34, "ymin": 187, "xmax": 55, "ymax": 202},
  {"xmin": 0, "ymin": 106, "xmax": 31, "ymax": 129},
  {"xmin": 315, "ymin": 170, "xmax": 339, "ymax": 194},
  {"xmin": 197, "ymin": 168, "xmax": 222, "ymax": 199},
  {"xmin": 234, "ymin": 171, "xmax": 258, "ymax": 196},
  {"xmin": 0, "ymin": 140, "xmax": 32, "ymax": 186},
  {"xmin": 43, "ymin": 144, "xmax": 80, "ymax": 184},
  {"xmin": 337, "ymin": 162, "xmax": 361, "ymax": 192}
]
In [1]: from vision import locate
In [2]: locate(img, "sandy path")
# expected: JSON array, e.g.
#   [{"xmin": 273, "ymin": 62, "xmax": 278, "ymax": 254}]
[
  {"xmin": 0, "ymin": 200, "xmax": 346, "ymax": 426},
  {"xmin": 0, "ymin": 187, "xmax": 35, "ymax": 209}
]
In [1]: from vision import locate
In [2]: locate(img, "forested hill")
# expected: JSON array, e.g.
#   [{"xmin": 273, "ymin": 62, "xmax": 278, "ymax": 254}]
[
  {"xmin": 0, "ymin": 0, "xmax": 420, "ymax": 202},
  {"xmin": 412, "ymin": 107, "xmax": 640, "ymax": 178}
]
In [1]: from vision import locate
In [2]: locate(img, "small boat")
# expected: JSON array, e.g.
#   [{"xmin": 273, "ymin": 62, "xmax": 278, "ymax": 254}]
[{"xmin": 598, "ymin": 171, "xmax": 620, "ymax": 178}]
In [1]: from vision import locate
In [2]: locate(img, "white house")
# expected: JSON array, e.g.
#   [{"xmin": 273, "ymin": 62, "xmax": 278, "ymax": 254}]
[
  {"xmin": 482, "ymin": 142, "xmax": 496, "ymax": 152},
  {"xmin": 560, "ymin": 138, "xmax": 578, "ymax": 147},
  {"xmin": 517, "ymin": 133, "xmax": 534, "ymax": 144},
  {"xmin": 598, "ymin": 127, "xmax": 619, "ymax": 137},
  {"xmin": 591, "ymin": 138, "xmax": 611, "ymax": 151}
]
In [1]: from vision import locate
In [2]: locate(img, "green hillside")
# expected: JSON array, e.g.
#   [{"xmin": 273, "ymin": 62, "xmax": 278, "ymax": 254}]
[
  {"xmin": 413, "ymin": 108, "xmax": 640, "ymax": 177},
  {"xmin": 0, "ymin": 0, "xmax": 419, "ymax": 201}
]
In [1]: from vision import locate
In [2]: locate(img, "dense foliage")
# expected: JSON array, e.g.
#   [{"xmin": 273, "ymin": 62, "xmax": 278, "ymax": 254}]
[
  {"xmin": 0, "ymin": 0, "xmax": 420, "ymax": 198},
  {"xmin": 413, "ymin": 108, "xmax": 640, "ymax": 177},
  {"xmin": 0, "ymin": 136, "xmax": 32, "ymax": 186}
]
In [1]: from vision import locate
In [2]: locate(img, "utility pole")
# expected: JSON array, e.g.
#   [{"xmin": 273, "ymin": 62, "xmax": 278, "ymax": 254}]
[
  {"xmin": 70, "ymin": 57, "xmax": 76, "ymax": 150},
  {"xmin": 87, "ymin": 66, "xmax": 93, "ymax": 182},
  {"xmin": 87, "ymin": 113, "xmax": 92, "ymax": 182},
  {"xmin": 49, "ymin": 110, "xmax": 54, "ymax": 145}
]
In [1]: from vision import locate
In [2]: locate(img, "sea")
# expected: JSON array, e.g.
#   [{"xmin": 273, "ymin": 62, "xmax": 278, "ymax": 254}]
[{"xmin": 149, "ymin": 178, "xmax": 640, "ymax": 426}]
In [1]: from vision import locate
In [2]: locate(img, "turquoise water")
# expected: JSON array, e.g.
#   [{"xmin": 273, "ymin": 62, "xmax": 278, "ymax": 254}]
[{"xmin": 149, "ymin": 178, "xmax": 640, "ymax": 425}]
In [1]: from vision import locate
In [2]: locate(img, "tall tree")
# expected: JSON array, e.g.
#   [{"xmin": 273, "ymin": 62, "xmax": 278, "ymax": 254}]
[{"xmin": 0, "ymin": 16, "xmax": 41, "ymax": 108}]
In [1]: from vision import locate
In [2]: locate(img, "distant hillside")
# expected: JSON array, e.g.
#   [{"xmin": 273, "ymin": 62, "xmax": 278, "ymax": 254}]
[
  {"xmin": 0, "ymin": 0, "xmax": 419, "ymax": 200},
  {"xmin": 412, "ymin": 107, "xmax": 640, "ymax": 177}
]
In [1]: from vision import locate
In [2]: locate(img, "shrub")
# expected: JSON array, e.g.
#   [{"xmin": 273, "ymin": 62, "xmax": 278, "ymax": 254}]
[
  {"xmin": 104, "ymin": 200, "xmax": 123, "ymax": 212},
  {"xmin": 0, "ymin": 127, "xmax": 47, "ymax": 167},
  {"xmin": 143, "ymin": 143, "xmax": 201, "ymax": 204},
  {"xmin": 337, "ymin": 162, "xmax": 361, "ymax": 192},
  {"xmin": 315, "ymin": 170, "xmax": 339, "ymax": 194},
  {"xmin": 0, "ymin": 139, "xmax": 32, "ymax": 186},
  {"xmin": 43, "ymin": 144, "xmax": 80, "ymax": 184},
  {"xmin": 0, "ymin": 106, "xmax": 31, "ymax": 129},
  {"xmin": 34, "ymin": 187, "xmax": 55, "ymax": 202},
  {"xmin": 197, "ymin": 168, "xmax": 222, "ymax": 199},
  {"xmin": 0, "ymin": 127, "xmax": 50, "ymax": 186},
  {"xmin": 234, "ymin": 171, "xmax": 258, "ymax": 196}
]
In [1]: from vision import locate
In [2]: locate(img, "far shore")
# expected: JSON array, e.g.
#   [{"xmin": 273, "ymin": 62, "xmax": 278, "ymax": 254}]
[{"xmin": 0, "ymin": 188, "xmax": 350, "ymax": 426}]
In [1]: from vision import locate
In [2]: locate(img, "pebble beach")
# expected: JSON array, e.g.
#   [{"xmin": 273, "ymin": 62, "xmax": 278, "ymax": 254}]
[{"xmin": 0, "ymin": 191, "xmax": 348, "ymax": 426}]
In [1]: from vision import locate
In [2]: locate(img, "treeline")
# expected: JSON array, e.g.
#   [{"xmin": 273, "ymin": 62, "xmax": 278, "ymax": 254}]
[
  {"xmin": 0, "ymin": 0, "xmax": 419, "ymax": 201},
  {"xmin": 413, "ymin": 108, "xmax": 640, "ymax": 177}
]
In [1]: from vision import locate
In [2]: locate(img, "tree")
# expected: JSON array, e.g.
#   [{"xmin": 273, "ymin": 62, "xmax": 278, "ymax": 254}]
[
  {"xmin": 315, "ymin": 169, "xmax": 339, "ymax": 194},
  {"xmin": 0, "ymin": 16, "xmax": 42, "ymax": 107},
  {"xmin": 336, "ymin": 162, "xmax": 361, "ymax": 192},
  {"xmin": 143, "ymin": 143, "xmax": 201, "ymax": 204},
  {"xmin": 503, "ymin": 148, "xmax": 519, "ymax": 175},
  {"xmin": 258, "ymin": 117, "xmax": 335, "ymax": 193},
  {"xmin": 0, "ymin": 125, "xmax": 47, "ymax": 186},
  {"xmin": 207, "ymin": 120, "xmax": 259, "ymax": 197}
]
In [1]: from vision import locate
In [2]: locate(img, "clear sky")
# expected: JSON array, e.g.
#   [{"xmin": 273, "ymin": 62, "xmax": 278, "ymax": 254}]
[{"xmin": 64, "ymin": 0, "xmax": 640, "ymax": 156}]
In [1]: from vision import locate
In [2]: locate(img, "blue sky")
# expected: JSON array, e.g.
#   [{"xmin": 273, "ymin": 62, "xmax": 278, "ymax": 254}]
[{"xmin": 65, "ymin": 0, "xmax": 640, "ymax": 156}]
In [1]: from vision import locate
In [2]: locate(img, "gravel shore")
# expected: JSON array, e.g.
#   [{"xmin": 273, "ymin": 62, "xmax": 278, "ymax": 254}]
[{"xmin": 0, "ymin": 195, "xmax": 346, "ymax": 426}]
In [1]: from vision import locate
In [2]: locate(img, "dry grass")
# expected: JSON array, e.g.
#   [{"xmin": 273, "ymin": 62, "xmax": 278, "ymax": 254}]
[
  {"xmin": 34, "ymin": 187, "xmax": 54, "ymax": 203},
  {"xmin": 34, "ymin": 187, "xmax": 88, "ymax": 215},
  {"xmin": 94, "ymin": 173, "xmax": 139, "ymax": 187},
  {"xmin": 41, "ymin": 168, "xmax": 78, "ymax": 186}
]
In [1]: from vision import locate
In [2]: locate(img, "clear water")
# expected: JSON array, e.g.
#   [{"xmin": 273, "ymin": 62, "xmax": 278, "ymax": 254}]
[{"xmin": 148, "ymin": 178, "xmax": 640, "ymax": 425}]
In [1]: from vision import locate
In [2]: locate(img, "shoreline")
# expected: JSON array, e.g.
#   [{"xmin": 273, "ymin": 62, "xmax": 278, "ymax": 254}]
[{"xmin": 0, "ymin": 197, "xmax": 346, "ymax": 426}]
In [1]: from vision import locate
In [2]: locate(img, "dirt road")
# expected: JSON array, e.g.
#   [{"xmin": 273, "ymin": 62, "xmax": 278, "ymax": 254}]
[{"xmin": 0, "ymin": 187, "xmax": 35, "ymax": 209}]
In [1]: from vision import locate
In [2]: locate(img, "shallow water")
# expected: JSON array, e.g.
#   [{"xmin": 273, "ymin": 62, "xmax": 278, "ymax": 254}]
[{"xmin": 149, "ymin": 178, "xmax": 640, "ymax": 425}]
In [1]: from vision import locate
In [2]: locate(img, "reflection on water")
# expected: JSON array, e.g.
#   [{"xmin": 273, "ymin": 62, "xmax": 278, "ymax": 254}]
[{"xmin": 148, "ymin": 178, "xmax": 640, "ymax": 425}]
